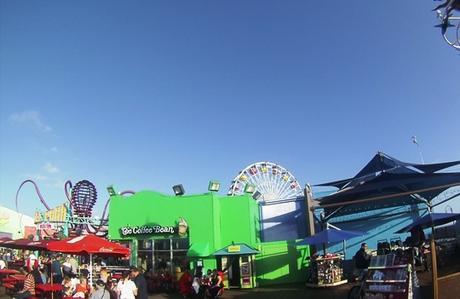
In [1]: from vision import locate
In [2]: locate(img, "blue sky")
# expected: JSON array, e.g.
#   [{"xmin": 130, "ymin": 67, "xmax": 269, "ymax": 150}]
[{"xmin": 1, "ymin": 0, "xmax": 459, "ymax": 218}]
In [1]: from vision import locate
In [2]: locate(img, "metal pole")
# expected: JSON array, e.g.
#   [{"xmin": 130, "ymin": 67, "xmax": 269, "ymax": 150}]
[
  {"xmin": 89, "ymin": 253, "xmax": 93, "ymax": 286},
  {"xmin": 170, "ymin": 238, "xmax": 173, "ymax": 274},
  {"xmin": 431, "ymin": 226, "xmax": 439, "ymax": 299},
  {"xmin": 412, "ymin": 136, "xmax": 425, "ymax": 164},
  {"xmin": 426, "ymin": 203, "xmax": 438, "ymax": 299},
  {"xmin": 305, "ymin": 184, "xmax": 316, "ymax": 237},
  {"xmin": 321, "ymin": 218, "xmax": 326, "ymax": 255}
]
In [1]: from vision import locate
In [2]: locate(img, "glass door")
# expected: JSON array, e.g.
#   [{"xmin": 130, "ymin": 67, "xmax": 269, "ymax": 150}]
[{"xmin": 240, "ymin": 255, "xmax": 253, "ymax": 288}]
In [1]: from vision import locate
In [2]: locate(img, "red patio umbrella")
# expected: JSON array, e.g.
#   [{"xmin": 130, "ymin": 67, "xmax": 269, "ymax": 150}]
[
  {"xmin": 47, "ymin": 234, "xmax": 129, "ymax": 284},
  {"xmin": 0, "ymin": 237, "xmax": 12, "ymax": 244},
  {"xmin": 0, "ymin": 238, "xmax": 52, "ymax": 251}
]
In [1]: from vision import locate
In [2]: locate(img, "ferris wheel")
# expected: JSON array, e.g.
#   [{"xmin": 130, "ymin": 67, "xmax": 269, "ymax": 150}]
[{"xmin": 228, "ymin": 162, "xmax": 303, "ymax": 202}]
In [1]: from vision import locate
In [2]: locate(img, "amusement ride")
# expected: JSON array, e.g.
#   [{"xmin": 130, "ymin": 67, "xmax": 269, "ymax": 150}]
[
  {"xmin": 15, "ymin": 179, "xmax": 135, "ymax": 238},
  {"xmin": 227, "ymin": 161, "xmax": 303, "ymax": 202},
  {"xmin": 434, "ymin": 0, "xmax": 460, "ymax": 51}
]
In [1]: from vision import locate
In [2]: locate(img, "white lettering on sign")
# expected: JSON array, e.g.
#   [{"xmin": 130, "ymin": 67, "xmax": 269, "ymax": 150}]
[{"xmin": 120, "ymin": 225, "xmax": 175, "ymax": 236}]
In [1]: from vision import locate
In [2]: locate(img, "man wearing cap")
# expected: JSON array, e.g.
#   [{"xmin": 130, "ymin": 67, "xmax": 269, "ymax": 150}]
[
  {"xmin": 26, "ymin": 253, "xmax": 38, "ymax": 272},
  {"xmin": 89, "ymin": 280, "xmax": 110, "ymax": 299},
  {"xmin": 130, "ymin": 267, "xmax": 147, "ymax": 299}
]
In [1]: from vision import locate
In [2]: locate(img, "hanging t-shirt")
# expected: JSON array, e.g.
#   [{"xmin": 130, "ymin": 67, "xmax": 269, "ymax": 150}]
[{"xmin": 117, "ymin": 279, "xmax": 137, "ymax": 299}]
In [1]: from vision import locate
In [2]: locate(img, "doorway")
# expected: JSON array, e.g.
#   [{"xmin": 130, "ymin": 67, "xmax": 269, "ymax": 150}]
[{"xmin": 228, "ymin": 256, "xmax": 241, "ymax": 288}]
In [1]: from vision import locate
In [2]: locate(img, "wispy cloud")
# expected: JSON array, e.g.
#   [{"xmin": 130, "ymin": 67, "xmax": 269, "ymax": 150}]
[
  {"xmin": 22, "ymin": 173, "xmax": 65, "ymax": 189},
  {"xmin": 43, "ymin": 163, "xmax": 59, "ymax": 174},
  {"xmin": 8, "ymin": 110, "xmax": 52, "ymax": 133},
  {"xmin": 50, "ymin": 147, "xmax": 58, "ymax": 153}
]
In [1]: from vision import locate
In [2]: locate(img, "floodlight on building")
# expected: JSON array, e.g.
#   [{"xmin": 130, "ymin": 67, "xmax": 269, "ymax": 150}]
[
  {"xmin": 244, "ymin": 184, "xmax": 256, "ymax": 194},
  {"xmin": 172, "ymin": 184, "xmax": 185, "ymax": 196},
  {"xmin": 252, "ymin": 191, "xmax": 262, "ymax": 201},
  {"xmin": 208, "ymin": 181, "xmax": 220, "ymax": 192},
  {"xmin": 107, "ymin": 185, "xmax": 117, "ymax": 196}
]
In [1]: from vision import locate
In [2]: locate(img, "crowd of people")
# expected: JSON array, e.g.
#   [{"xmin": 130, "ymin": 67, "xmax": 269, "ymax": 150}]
[
  {"xmin": 353, "ymin": 227, "xmax": 433, "ymax": 276},
  {"xmin": 1, "ymin": 249, "xmax": 225, "ymax": 299},
  {"xmin": 0, "ymin": 249, "xmax": 146, "ymax": 299},
  {"xmin": 177, "ymin": 267, "xmax": 224, "ymax": 298}
]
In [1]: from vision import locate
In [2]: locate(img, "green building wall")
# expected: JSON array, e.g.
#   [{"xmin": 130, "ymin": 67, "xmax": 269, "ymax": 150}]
[
  {"xmin": 255, "ymin": 240, "xmax": 310, "ymax": 286},
  {"xmin": 108, "ymin": 191, "xmax": 260, "ymax": 271},
  {"xmin": 108, "ymin": 190, "xmax": 309, "ymax": 286}
]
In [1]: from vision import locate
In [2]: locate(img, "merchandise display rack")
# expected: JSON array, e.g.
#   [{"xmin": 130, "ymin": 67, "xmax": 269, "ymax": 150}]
[
  {"xmin": 363, "ymin": 254, "xmax": 413, "ymax": 299},
  {"xmin": 306, "ymin": 254, "xmax": 348, "ymax": 288}
]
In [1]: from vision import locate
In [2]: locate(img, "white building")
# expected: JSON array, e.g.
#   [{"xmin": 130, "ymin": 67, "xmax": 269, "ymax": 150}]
[{"xmin": 0, "ymin": 205, "xmax": 34, "ymax": 239}]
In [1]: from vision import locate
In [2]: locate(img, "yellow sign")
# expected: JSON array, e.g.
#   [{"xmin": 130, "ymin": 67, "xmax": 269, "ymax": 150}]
[
  {"xmin": 35, "ymin": 204, "xmax": 68, "ymax": 223},
  {"xmin": 228, "ymin": 245, "xmax": 241, "ymax": 253}
]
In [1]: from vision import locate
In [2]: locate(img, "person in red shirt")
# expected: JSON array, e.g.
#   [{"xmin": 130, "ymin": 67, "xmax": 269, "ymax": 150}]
[
  {"xmin": 177, "ymin": 269, "xmax": 193, "ymax": 298},
  {"xmin": 74, "ymin": 276, "xmax": 90, "ymax": 298},
  {"xmin": 207, "ymin": 269, "xmax": 223, "ymax": 298}
]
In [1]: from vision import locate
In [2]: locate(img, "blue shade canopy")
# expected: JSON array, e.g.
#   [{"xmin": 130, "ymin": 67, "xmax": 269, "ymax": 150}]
[
  {"xmin": 296, "ymin": 229, "xmax": 366, "ymax": 246},
  {"xmin": 395, "ymin": 213, "xmax": 460, "ymax": 233},
  {"xmin": 315, "ymin": 152, "xmax": 460, "ymax": 217}
]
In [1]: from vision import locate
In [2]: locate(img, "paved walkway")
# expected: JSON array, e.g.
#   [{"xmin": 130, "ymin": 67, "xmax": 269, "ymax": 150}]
[
  {"xmin": 139, "ymin": 283, "xmax": 350, "ymax": 299},
  {"xmin": 1, "ymin": 277, "xmax": 459, "ymax": 299},
  {"xmin": 0, "ymin": 283, "xmax": 349, "ymax": 299}
]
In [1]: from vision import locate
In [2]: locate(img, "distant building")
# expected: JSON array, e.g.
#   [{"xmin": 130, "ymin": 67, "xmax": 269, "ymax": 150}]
[{"xmin": 0, "ymin": 205, "xmax": 34, "ymax": 239}]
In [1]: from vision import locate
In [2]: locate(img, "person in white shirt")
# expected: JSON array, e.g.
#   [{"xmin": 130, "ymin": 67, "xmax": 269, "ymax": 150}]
[{"xmin": 116, "ymin": 271, "xmax": 137, "ymax": 299}]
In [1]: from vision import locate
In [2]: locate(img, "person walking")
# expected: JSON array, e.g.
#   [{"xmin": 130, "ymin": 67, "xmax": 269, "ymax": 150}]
[
  {"xmin": 130, "ymin": 267, "xmax": 148, "ymax": 299},
  {"xmin": 51, "ymin": 255, "xmax": 63, "ymax": 283},
  {"xmin": 117, "ymin": 271, "xmax": 137, "ymax": 299},
  {"xmin": 89, "ymin": 280, "xmax": 110, "ymax": 299}
]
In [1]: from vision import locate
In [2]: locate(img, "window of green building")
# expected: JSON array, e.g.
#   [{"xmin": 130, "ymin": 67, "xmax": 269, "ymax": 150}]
[{"xmin": 137, "ymin": 238, "xmax": 189, "ymax": 273}]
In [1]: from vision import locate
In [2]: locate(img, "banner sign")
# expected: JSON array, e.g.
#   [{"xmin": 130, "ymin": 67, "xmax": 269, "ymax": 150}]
[
  {"xmin": 120, "ymin": 225, "xmax": 176, "ymax": 236},
  {"xmin": 120, "ymin": 218, "xmax": 189, "ymax": 237},
  {"xmin": 35, "ymin": 204, "xmax": 68, "ymax": 223}
]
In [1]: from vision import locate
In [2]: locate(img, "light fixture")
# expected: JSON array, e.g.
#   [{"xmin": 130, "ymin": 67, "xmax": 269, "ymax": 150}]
[
  {"xmin": 172, "ymin": 184, "xmax": 185, "ymax": 196},
  {"xmin": 252, "ymin": 191, "xmax": 262, "ymax": 201},
  {"xmin": 244, "ymin": 184, "xmax": 256, "ymax": 194},
  {"xmin": 107, "ymin": 185, "xmax": 117, "ymax": 196},
  {"xmin": 208, "ymin": 180, "xmax": 221, "ymax": 192}
]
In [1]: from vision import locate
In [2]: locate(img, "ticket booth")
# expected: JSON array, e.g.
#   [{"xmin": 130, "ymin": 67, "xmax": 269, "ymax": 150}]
[{"xmin": 213, "ymin": 243, "xmax": 259, "ymax": 289}]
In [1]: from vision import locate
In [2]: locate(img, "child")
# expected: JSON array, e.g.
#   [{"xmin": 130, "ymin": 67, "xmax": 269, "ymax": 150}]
[{"xmin": 62, "ymin": 277, "xmax": 75, "ymax": 297}]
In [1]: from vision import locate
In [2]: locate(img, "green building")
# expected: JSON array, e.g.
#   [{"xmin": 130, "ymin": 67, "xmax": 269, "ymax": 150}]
[{"xmin": 108, "ymin": 190, "xmax": 309, "ymax": 288}]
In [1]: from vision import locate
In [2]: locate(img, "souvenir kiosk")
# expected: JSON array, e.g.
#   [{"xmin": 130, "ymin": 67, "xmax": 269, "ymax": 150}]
[
  {"xmin": 298, "ymin": 227, "xmax": 359, "ymax": 288},
  {"xmin": 306, "ymin": 253, "xmax": 347, "ymax": 287},
  {"xmin": 362, "ymin": 252, "xmax": 414, "ymax": 299},
  {"xmin": 213, "ymin": 243, "xmax": 259, "ymax": 289}
]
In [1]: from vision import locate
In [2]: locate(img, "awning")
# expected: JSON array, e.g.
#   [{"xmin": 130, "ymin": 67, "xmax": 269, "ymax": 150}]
[
  {"xmin": 47, "ymin": 235, "xmax": 129, "ymax": 256},
  {"xmin": 395, "ymin": 213, "xmax": 460, "ymax": 233},
  {"xmin": 213, "ymin": 243, "xmax": 259, "ymax": 256},
  {"xmin": 187, "ymin": 242, "xmax": 211, "ymax": 257},
  {"xmin": 0, "ymin": 238, "xmax": 52, "ymax": 251},
  {"xmin": 314, "ymin": 152, "xmax": 460, "ymax": 217}
]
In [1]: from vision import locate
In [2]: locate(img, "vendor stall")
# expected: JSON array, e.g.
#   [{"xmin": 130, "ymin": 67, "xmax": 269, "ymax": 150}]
[
  {"xmin": 306, "ymin": 253, "xmax": 347, "ymax": 287},
  {"xmin": 363, "ymin": 253, "xmax": 413, "ymax": 299},
  {"xmin": 297, "ymin": 226, "xmax": 365, "ymax": 288}
]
